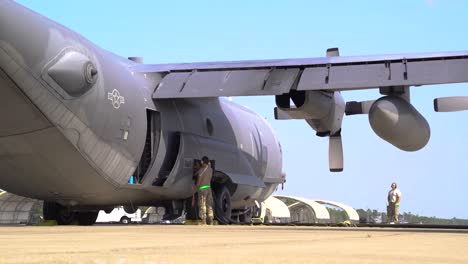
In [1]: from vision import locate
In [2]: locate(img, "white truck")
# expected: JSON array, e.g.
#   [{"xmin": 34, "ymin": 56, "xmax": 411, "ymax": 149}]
[{"xmin": 96, "ymin": 206, "xmax": 142, "ymax": 224}]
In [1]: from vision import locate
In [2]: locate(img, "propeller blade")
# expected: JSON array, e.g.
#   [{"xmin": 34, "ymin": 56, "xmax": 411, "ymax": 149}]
[
  {"xmin": 329, "ymin": 133, "xmax": 343, "ymax": 172},
  {"xmin": 434, "ymin": 96, "xmax": 468, "ymax": 112},
  {"xmin": 345, "ymin": 100, "xmax": 374, "ymax": 115}
]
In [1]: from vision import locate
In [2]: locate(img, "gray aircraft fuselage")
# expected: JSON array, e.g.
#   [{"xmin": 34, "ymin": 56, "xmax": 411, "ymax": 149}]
[{"xmin": 0, "ymin": 2, "xmax": 282, "ymax": 211}]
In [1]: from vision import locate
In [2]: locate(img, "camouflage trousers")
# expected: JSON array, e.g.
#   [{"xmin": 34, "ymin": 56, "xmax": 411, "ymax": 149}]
[
  {"xmin": 387, "ymin": 202, "xmax": 399, "ymax": 223},
  {"xmin": 198, "ymin": 188, "xmax": 214, "ymax": 224}
]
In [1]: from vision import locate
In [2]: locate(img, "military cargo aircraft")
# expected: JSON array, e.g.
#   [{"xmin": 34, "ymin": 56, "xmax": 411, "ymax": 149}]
[{"xmin": 0, "ymin": 1, "xmax": 467, "ymax": 225}]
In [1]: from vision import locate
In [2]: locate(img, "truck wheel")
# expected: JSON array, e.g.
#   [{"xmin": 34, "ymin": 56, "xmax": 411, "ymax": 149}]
[{"xmin": 120, "ymin": 216, "xmax": 131, "ymax": 224}]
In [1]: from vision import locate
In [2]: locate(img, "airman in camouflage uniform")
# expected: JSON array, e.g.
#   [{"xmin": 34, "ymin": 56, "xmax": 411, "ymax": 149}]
[{"xmin": 196, "ymin": 156, "xmax": 214, "ymax": 225}]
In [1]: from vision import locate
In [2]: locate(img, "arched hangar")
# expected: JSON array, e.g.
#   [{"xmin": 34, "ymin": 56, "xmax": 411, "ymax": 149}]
[
  {"xmin": 0, "ymin": 192, "xmax": 42, "ymax": 225},
  {"xmin": 314, "ymin": 200, "xmax": 360, "ymax": 224},
  {"xmin": 274, "ymin": 195, "xmax": 330, "ymax": 224}
]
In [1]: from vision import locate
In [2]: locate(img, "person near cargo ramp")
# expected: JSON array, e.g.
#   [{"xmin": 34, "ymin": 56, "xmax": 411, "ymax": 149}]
[
  {"xmin": 196, "ymin": 156, "xmax": 214, "ymax": 225},
  {"xmin": 387, "ymin": 182, "xmax": 402, "ymax": 224}
]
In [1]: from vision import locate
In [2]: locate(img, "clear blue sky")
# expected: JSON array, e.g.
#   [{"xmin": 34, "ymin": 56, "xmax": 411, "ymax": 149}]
[{"xmin": 18, "ymin": 0, "xmax": 468, "ymax": 218}]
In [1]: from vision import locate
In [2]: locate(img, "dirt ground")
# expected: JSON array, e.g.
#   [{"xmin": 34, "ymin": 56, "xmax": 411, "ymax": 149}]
[{"xmin": 0, "ymin": 225, "xmax": 467, "ymax": 264}]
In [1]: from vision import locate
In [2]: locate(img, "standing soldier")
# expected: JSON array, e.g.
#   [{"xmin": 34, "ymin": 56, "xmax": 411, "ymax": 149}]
[
  {"xmin": 196, "ymin": 156, "xmax": 214, "ymax": 225},
  {"xmin": 387, "ymin": 182, "xmax": 402, "ymax": 224}
]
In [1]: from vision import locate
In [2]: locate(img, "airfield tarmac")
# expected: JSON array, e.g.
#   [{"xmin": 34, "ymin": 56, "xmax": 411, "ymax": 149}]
[{"xmin": 0, "ymin": 225, "xmax": 467, "ymax": 264}]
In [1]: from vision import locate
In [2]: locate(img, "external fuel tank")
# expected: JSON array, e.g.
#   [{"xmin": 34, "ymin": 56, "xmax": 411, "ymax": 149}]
[{"xmin": 368, "ymin": 96, "xmax": 430, "ymax": 151}]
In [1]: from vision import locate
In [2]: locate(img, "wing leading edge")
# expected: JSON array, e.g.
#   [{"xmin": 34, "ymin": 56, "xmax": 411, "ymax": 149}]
[{"xmin": 131, "ymin": 50, "xmax": 468, "ymax": 99}]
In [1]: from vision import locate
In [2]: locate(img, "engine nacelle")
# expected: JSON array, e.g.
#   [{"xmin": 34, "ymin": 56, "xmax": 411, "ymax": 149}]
[
  {"xmin": 369, "ymin": 96, "xmax": 430, "ymax": 151},
  {"xmin": 275, "ymin": 90, "xmax": 345, "ymax": 136},
  {"xmin": 295, "ymin": 90, "xmax": 334, "ymax": 119}
]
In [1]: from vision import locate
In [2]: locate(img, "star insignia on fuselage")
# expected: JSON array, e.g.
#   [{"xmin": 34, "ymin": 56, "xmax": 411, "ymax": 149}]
[{"xmin": 107, "ymin": 89, "xmax": 125, "ymax": 109}]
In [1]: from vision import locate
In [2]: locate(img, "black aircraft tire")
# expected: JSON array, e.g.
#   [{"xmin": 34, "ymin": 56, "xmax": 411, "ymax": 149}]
[
  {"xmin": 214, "ymin": 186, "xmax": 232, "ymax": 224},
  {"xmin": 42, "ymin": 202, "xmax": 57, "ymax": 220},
  {"xmin": 56, "ymin": 205, "xmax": 76, "ymax": 225},
  {"xmin": 77, "ymin": 211, "xmax": 99, "ymax": 226}
]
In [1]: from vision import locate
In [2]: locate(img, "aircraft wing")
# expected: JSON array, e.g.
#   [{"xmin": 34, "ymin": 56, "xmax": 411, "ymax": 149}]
[
  {"xmin": 132, "ymin": 50, "xmax": 468, "ymax": 99},
  {"xmin": 133, "ymin": 49, "xmax": 468, "ymax": 172}
]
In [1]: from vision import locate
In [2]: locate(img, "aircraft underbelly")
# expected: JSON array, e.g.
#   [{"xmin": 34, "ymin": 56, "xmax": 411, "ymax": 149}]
[
  {"xmin": 0, "ymin": 125, "xmax": 165, "ymax": 205},
  {"xmin": 0, "ymin": 127, "xmax": 107, "ymax": 200}
]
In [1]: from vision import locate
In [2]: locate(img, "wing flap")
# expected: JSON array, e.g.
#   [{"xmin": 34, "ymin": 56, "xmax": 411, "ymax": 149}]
[
  {"xmin": 263, "ymin": 68, "xmax": 300, "ymax": 94},
  {"xmin": 157, "ymin": 72, "xmax": 192, "ymax": 93},
  {"xmin": 154, "ymin": 68, "xmax": 301, "ymax": 98},
  {"xmin": 298, "ymin": 58, "xmax": 468, "ymax": 91}
]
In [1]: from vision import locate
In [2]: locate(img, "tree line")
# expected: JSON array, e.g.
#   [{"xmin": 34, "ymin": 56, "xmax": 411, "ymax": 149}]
[{"xmin": 352, "ymin": 208, "xmax": 468, "ymax": 225}]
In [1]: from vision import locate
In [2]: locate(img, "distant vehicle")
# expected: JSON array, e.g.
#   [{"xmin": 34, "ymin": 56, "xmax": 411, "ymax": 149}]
[
  {"xmin": 251, "ymin": 202, "xmax": 268, "ymax": 224},
  {"xmin": 252, "ymin": 196, "xmax": 290, "ymax": 224},
  {"xmin": 96, "ymin": 207, "xmax": 142, "ymax": 224}
]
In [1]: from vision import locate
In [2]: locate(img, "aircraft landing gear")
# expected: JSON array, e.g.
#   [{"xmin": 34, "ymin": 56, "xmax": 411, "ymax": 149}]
[
  {"xmin": 77, "ymin": 211, "xmax": 99, "ymax": 226},
  {"xmin": 56, "ymin": 205, "xmax": 76, "ymax": 225},
  {"xmin": 42, "ymin": 202, "xmax": 98, "ymax": 225},
  {"xmin": 213, "ymin": 186, "xmax": 232, "ymax": 224},
  {"xmin": 43, "ymin": 201, "xmax": 58, "ymax": 221}
]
